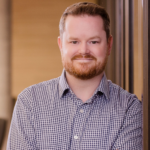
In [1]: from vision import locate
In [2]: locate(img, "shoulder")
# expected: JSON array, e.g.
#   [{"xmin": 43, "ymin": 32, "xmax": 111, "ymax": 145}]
[
  {"xmin": 16, "ymin": 77, "xmax": 60, "ymax": 109},
  {"xmin": 107, "ymin": 80, "xmax": 142, "ymax": 111}
]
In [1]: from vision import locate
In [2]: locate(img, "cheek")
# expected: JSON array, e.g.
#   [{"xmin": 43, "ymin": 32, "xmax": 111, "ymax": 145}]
[
  {"xmin": 62, "ymin": 49, "xmax": 68, "ymax": 56},
  {"xmin": 98, "ymin": 45, "xmax": 108, "ymax": 56},
  {"xmin": 61, "ymin": 49, "xmax": 73, "ymax": 60},
  {"xmin": 99, "ymin": 50, "xmax": 107, "ymax": 56},
  {"xmin": 62, "ymin": 44, "xmax": 72, "ymax": 56},
  {"xmin": 62, "ymin": 47, "xmax": 77, "ymax": 59},
  {"xmin": 94, "ymin": 49, "xmax": 108, "ymax": 61},
  {"xmin": 94, "ymin": 49, "xmax": 107, "ymax": 58},
  {"xmin": 90, "ymin": 43, "xmax": 108, "ymax": 56}
]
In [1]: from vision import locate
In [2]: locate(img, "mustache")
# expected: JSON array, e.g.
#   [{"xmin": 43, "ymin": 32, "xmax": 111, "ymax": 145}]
[{"xmin": 71, "ymin": 54, "xmax": 96, "ymax": 60}]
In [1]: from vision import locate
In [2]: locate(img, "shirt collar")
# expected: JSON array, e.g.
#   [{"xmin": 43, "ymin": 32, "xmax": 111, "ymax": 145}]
[
  {"xmin": 95, "ymin": 73, "xmax": 110, "ymax": 100},
  {"xmin": 59, "ymin": 70, "xmax": 110, "ymax": 100},
  {"xmin": 59, "ymin": 69, "xmax": 70, "ymax": 98}
]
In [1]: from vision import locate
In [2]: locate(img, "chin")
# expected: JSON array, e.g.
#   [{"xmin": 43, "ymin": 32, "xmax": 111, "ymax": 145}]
[{"xmin": 63, "ymin": 56, "xmax": 107, "ymax": 80}]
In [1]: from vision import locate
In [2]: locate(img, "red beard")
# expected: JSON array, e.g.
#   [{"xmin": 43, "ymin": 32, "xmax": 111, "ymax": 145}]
[{"xmin": 62, "ymin": 53, "xmax": 108, "ymax": 80}]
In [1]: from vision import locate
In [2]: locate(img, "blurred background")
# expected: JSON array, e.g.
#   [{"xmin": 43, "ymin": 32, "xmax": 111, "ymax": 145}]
[
  {"xmin": 11, "ymin": 0, "xmax": 143, "ymax": 101},
  {"xmin": 0, "ymin": 0, "xmax": 149, "ymax": 149}
]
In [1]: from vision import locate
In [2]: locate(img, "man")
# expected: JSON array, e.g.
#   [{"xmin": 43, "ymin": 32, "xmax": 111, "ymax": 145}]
[{"xmin": 7, "ymin": 2, "xmax": 142, "ymax": 150}]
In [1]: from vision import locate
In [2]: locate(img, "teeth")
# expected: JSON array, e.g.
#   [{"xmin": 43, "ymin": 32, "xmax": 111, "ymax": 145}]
[{"xmin": 73, "ymin": 57, "xmax": 94, "ymax": 61}]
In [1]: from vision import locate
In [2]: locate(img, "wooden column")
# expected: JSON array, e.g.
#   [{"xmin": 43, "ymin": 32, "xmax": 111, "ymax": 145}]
[{"xmin": 0, "ymin": 0, "xmax": 13, "ymax": 149}]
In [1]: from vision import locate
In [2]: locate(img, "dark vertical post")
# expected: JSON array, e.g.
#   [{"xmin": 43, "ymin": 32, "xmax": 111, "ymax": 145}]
[
  {"xmin": 143, "ymin": 0, "xmax": 150, "ymax": 149},
  {"xmin": 0, "ymin": 119, "xmax": 6, "ymax": 148},
  {"xmin": 128, "ymin": 0, "xmax": 134, "ymax": 93}
]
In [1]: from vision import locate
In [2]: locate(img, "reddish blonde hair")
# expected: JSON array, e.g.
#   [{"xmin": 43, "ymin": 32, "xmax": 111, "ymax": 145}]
[{"xmin": 59, "ymin": 2, "xmax": 110, "ymax": 40}]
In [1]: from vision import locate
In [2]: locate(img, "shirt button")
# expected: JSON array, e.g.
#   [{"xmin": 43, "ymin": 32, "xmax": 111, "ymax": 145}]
[
  {"xmin": 74, "ymin": 135, "xmax": 79, "ymax": 139},
  {"xmin": 80, "ymin": 109, "xmax": 84, "ymax": 113}
]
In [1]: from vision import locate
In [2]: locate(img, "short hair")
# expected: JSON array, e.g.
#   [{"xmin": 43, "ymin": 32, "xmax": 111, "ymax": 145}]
[{"xmin": 59, "ymin": 2, "xmax": 110, "ymax": 40}]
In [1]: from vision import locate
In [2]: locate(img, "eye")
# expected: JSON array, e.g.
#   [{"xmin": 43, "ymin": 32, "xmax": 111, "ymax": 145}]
[
  {"xmin": 71, "ymin": 41, "xmax": 78, "ymax": 44},
  {"xmin": 91, "ymin": 41, "xmax": 99, "ymax": 44}
]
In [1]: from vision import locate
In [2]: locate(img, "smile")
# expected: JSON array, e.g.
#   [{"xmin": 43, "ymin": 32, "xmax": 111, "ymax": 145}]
[{"xmin": 73, "ymin": 58, "xmax": 94, "ymax": 62}]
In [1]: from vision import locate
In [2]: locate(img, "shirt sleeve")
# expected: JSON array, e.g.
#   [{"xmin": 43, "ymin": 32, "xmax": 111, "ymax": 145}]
[
  {"xmin": 112, "ymin": 97, "xmax": 142, "ymax": 150},
  {"xmin": 7, "ymin": 90, "xmax": 37, "ymax": 150}
]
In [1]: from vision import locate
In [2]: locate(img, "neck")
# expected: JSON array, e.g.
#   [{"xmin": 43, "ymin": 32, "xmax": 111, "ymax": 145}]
[{"xmin": 65, "ymin": 71, "xmax": 104, "ymax": 103}]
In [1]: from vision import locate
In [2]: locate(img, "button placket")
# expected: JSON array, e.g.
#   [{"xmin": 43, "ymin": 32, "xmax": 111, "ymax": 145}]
[
  {"xmin": 70, "ymin": 105, "xmax": 89, "ymax": 150},
  {"xmin": 80, "ymin": 109, "xmax": 84, "ymax": 113},
  {"xmin": 74, "ymin": 135, "xmax": 79, "ymax": 140}
]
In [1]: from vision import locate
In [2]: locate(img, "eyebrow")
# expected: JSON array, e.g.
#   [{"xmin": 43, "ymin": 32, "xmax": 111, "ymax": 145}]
[
  {"xmin": 88, "ymin": 36, "xmax": 101, "ymax": 40},
  {"xmin": 68, "ymin": 36, "xmax": 101, "ymax": 40},
  {"xmin": 68, "ymin": 37, "xmax": 79, "ymax": 40}
]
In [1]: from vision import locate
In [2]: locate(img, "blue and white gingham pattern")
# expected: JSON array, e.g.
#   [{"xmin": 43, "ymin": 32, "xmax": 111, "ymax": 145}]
[{"xmin": 7, "ymin": 70, "xmax": 142, "ymax": 150}]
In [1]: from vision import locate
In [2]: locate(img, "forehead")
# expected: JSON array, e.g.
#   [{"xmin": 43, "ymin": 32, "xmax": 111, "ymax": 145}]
[
  {"xmin": 64, "ymin": 15, "xmax": 104, "ymax": 30},
  {"xmin": 63, "ymin": 15, "xmax": 105, "ymax": 38}
]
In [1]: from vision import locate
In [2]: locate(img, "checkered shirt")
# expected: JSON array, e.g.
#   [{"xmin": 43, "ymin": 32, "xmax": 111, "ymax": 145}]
[{"xmin": 7, "ymin": 70, "xmax": 142, "ymax": 150}]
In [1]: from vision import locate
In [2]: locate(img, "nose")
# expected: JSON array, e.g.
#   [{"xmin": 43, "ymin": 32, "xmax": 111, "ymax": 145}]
[{"xmin": 79, "ymin": 42, "xmax": 90, "ymax": 54}]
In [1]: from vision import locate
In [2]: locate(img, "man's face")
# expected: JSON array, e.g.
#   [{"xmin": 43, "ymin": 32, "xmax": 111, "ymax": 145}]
[{"xmin": 58, "ymin": 15, "xmax": 113, "ymax": 80}]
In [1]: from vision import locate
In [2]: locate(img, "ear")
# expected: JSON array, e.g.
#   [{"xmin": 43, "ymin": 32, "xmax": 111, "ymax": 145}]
[
  {"xmin": 57, "ymin": 36, "xmax": 62, "ymax": 52},
  {"xmin": 107, "ymin": 35, "xmax": 113, "ymax": 55}
]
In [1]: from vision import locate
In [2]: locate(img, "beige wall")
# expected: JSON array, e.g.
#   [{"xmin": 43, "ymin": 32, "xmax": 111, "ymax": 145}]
[{"xmin": 12, "ymin": 0, "xmax": 96, "ymax": 98}]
